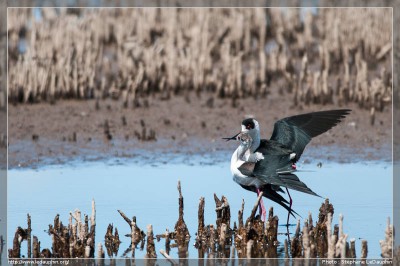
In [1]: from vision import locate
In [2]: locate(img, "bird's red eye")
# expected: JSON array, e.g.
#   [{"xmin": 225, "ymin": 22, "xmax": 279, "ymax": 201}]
[{"xmin": 246, "ymin": 124, "xmax": 251, "ymax": 129}]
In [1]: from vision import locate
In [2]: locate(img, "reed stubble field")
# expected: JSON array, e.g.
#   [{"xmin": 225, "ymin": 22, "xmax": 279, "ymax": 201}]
[{"xmin": 7, "ymin": 8, "xmax": 393, "ymax": 167}]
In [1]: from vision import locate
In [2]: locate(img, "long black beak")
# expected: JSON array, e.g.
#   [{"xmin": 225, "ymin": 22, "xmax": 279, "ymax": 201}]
[{"xmin": 222, "ymin": 132, "xmax": 240, "ymax": 141}]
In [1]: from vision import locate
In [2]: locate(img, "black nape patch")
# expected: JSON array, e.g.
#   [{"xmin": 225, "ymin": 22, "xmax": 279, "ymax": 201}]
[{"xmin": 241, "ymin": 118, "xmax": 255, "ymax": 130}]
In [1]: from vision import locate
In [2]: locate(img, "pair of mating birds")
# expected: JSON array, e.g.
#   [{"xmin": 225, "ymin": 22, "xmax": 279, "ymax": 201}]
[{"xmin": 225, "ymin": 109, "xmax": 351, "ymax": 223}]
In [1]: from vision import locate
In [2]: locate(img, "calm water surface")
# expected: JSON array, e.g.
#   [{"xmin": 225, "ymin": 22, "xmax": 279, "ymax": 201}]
[{"xmin": 8, "ymin": 159, "xmax": 392, "ymax": 259}]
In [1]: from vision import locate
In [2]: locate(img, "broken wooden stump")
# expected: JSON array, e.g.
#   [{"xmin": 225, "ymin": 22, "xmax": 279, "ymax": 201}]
[
  {"xmin": 302, "ymin": 220, "xmax": 311, "ymax": 259},
  {"xmin": 235, "ymin": 199, "xmax": 247, "ymax": 251},
  {"xmin": 32, "ymin": 236, "xmax": 40, "ymax": 258},
  {"xmin": 156, "ymin": 228, "xmax": 172, "ymax": 256},
  {"xmin": 197, "ymin": 197, "xmax": 205, "ymax": 238},
  {"xmin": 306, "ymin": 212, "xmax": 318, "ymax": 258},
  {"xmin": 245, "ymin": 193, "xmax": 265, "ymax": 258},
  {"xmin": 290, "ymin": 219, "xmax": 302, "ymax": 258},
  {"xmin": 349, "ymin": 238, "xmax": 356, "ymax": 258},
  {"xmin": 314, "ymin": 198, "xmax": 334, "ymax": 257},
  {"xmin": 27, "ymin": 214, "xmax": 32, "ymax": 258},
  {"xmin": 214, "ymin": 194, "xmax": 231, "ymax": 232},
  {"xmin": 8, "ymin": 227, "xmax": 28, "ymax": 258},
  {"xmin": 40, "ymin": 248, "xmax": 52, "ymax": 258},
  {"xmin": 361, "ymin": 240, "xmax": 368, "ymax": 263},
  {"xmin": 265, "ymin": 207, "xmax": 279, "ymax": 258},
  {"xmin": 238, "ymin": 199, "xmax": 244, "ymax": 229},
  {"xmin": 150, "ymin": 180, "xmax": 191, "ymax": 259},
  {"xmin": 209, "ymin": 224, "xmax": 216, "ymax": 256},
  {"xmin": 66, "ymin": 200, "xmax": 96, "ymax": 258},
  {"xmin": 104, "ymin": 224, "xmax": 121, "ymax": 258},
  {"xmin": 214, "ymin": 194, "xmax": 232, "ymax": 258},
  {"xmin": 326, "ymin": 212, "xmax": 335, "ymax": 259},
  {"xmin": 282, "ymin": 239, "xmax": 288, "ymax": 261},
  {"xmin": 117, "ymin": 209, "xmax": 145, "ymax": 258},
  {"xmin": 335, "ymin": 214, "xmax": 348, "ymax": 259},
  {"xmin": 174, "ymin": 180, "xmax": 190, "ymax": 242},
  {"xmin": 88, "ymin": 199, "xmax": 97, "ymax": 258},
  {"xmin": 194, "ymin": 197, "xmax": 206, "ymax": 252},
  {"xmin": 246, "ymin": 240, "xmax": 254, "ymax": 259},
  {"xmin": 217, "ymin": 223, "xmax": 230, "ymax": 258},
  {"xmin": 379, "ymin": 217, "xmax": 393, "ymax": 258},
  {"xmin": 145, "ymin": 224, "xmax": 157, "ymax": 259},
  {"xmin": 97, "ymin": 243, "xmax": 105, "ymax": 266},
  {"xmin": 48, "ymin": 221, "xmax": 71, "ymax": 258}
]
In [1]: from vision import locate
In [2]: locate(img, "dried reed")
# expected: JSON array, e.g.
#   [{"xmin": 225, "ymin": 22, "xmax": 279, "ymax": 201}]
[{"xmin": 7, "ymin": 8, "xmax": 391, "ymax": 112}]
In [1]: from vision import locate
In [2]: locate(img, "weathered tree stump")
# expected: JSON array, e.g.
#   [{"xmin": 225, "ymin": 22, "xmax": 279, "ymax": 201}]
[
  {"xmin": 104, "ymin": 224, "xmax": 120, "ymax": 258},
  {"xmin": 314, "ymin": 198, "xmax": 334, "ymax": 257},
  {"xmin": 174, "ymin": 180, "xmax": 190, "ymax": 243},
  {"xmin": 117, "ymin": 209, "xmax": 145, "ymax": 258},
  {"xmin": 361, "ymin": 240, "xmax": 368, "ymax": 263},
  {"xmin": 27, "ymin": 214, "xmax": 32, "ymax": 258},
  {"xmin": 32, "ymin": 236, "xmax": 40, "ymax": 258},
  {"xmin": 290, "ymin": 219, "xmax": 302, "ymax": 258},
  {"xmin": 145, "ymin": 224, "xmax": 157, "ymax": 259},
  {"xmin": 9, "ymin": 227, "xmax": 27, "ymax": 258},
  {"xmin": 214, "ymin": 194, "xmax": 231, "ymax": 233}
]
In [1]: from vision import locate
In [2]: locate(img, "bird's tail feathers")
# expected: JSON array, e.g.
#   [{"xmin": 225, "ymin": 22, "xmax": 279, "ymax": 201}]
[{"xmin": 261, "ymin": 186, "xmax": 299, "ymax": 218}]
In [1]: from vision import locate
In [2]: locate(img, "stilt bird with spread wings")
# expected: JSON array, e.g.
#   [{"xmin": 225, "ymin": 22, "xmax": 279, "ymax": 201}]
[{"xmin": 224, "ymin": 109, "xmax": 351, "ymax": 222}]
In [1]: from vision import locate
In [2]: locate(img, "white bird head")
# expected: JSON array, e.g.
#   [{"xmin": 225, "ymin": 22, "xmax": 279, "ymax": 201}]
[
  {"xmin": 223, "ymin": 118, "xmax": 261, "ymax": 152},
  {"xmin": 241, "ymin": 118, "xmax": 260, "ymax": 152}
]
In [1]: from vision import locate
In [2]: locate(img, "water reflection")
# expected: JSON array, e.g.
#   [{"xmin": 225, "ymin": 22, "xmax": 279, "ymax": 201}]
[{"xmin": 8, "ymin": 159, "xmax": 392, "ymax": 258}]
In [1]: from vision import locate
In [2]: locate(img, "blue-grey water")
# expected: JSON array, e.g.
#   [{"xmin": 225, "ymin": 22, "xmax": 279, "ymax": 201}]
[{"xmin": 8, "ymin": 159, "xmax": 392, "ymax": 259}]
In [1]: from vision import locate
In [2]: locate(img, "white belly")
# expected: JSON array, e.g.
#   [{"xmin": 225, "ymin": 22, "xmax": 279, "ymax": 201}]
[{"xmin": 230, "ymin": 147, "xmax": 265, "ymax": 188}]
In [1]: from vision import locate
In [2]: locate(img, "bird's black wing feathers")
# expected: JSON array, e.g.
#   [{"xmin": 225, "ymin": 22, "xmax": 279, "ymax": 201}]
[
  {"xmin": 255, "ymin": 173, "xmax": 321, "ymax": 198},
  {"xmin": 240, "ymin": 184, "xmax": 299, "ymax": 218},
  {"xmin": 278, "ymin": 174, "xmax": 321, "ymax": 197},
  {"xmin": 252, "ymin": 140, "xmax": 294, "ymax": 176},
  {"xmin": 270, "ymin": 109, "xmax": 351, "ymax": 160}
]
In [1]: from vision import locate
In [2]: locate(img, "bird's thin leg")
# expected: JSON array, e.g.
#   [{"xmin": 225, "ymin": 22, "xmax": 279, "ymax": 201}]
[
  {"xmin": 286, "ymin": 226, "xmax": 291, "ymax": 248},
  {"xmin": 285, "ymin": 187, "xmax": 293, "ymax": 247},
  {"xmin": 285, "ymin": 187, "xmax": 293, "ymax": 226},
  {"xmin": 256, "ymin": 188, "xmax": 267, "ymax": 222}
]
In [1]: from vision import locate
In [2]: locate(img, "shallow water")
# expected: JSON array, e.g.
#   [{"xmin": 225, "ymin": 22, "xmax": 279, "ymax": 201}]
[{"xmin": 8, "ymin": 158, "xmax": 392, "ymax": 259}]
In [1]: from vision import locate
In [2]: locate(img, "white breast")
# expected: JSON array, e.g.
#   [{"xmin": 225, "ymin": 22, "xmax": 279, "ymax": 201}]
[
  {"xmin": 230, "ymin": 147, "xmax": 246, "ymax": 178},
  {"xmin": 230, "ymin": 146, "xmax": 264, "ymax": 188}
]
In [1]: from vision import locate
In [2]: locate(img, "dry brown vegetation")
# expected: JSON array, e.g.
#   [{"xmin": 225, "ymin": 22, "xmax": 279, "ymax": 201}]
[{"xmin": 8, "ymin": 8, "xmax": 392, "ymax": 112}]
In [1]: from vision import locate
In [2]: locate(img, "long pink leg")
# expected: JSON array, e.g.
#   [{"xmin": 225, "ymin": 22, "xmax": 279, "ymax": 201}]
[
  {"xmin": 285, "ymin": 187, "xmax": 293, "ymax": 226},
  {"xmin": 256, "ymin": 188, "xmax": 267, "ymax": 222}
]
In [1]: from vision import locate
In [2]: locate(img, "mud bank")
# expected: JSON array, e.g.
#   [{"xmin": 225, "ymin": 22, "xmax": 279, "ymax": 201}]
[{"xmin": 8, "ymin": 92, "xmax": 392, "ymax": 168}]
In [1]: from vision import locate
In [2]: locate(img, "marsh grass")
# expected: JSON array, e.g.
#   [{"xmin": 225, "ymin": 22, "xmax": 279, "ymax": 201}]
[{"xmin": 7, "ymin": 8, "xmax": 392, "ymax": 112}]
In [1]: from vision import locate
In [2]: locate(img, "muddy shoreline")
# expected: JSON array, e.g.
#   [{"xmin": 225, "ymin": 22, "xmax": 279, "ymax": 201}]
[{"xmin": 8, "ymin": 91, "xmax": 392, "ymax": 169}]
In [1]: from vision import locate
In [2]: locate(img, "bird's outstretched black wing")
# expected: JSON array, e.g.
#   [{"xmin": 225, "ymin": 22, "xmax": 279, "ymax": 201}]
[{"xmin": 270, "ymin": 109, "xmax": 351, "ymax": 160}]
